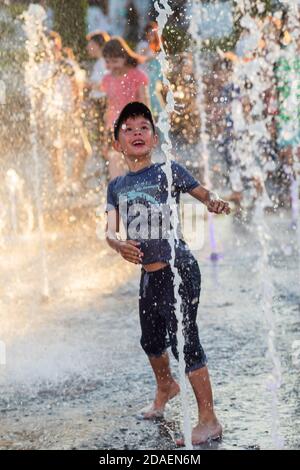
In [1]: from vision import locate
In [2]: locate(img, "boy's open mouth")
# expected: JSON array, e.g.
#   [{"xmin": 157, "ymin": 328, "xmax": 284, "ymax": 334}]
[{"xmin": 132, "ymin": 139, "xmax": 146, "ymax": 147}]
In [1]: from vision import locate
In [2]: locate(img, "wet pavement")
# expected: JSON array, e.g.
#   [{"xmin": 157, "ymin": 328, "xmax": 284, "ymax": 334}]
[{"xmin": 0, "ymin": 208, "xmax": 299, "ymax": 450}]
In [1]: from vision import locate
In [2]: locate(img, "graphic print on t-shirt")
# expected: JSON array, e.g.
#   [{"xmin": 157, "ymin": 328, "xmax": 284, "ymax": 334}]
[
  {"xmin": 119, "ymin": 183, "xmax": 160, "ymax": 206},
  {"xmin": 105, "ymin": 161, "xmax": 200, "ymax": 265}
]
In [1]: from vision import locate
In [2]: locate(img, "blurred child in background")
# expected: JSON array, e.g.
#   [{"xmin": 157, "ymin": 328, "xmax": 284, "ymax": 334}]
[
  {"xmin": 137, "ymin": 21, "xmax": 164, "ymax": 121},
  {"xmin": 100, "ymin": 37, "xmax": 150, "ymax": 180}
]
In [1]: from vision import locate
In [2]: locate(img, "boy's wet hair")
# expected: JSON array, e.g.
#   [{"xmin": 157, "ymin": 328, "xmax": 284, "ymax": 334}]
[{"xmin": 114, "ymin": 102, "xmax": 156, "ymax": 140}]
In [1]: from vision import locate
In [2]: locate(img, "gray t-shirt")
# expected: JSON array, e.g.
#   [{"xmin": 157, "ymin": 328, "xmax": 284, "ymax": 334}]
[{"xmin": 105, "ymin": 160, "xmax": 200, "ymax": 266}]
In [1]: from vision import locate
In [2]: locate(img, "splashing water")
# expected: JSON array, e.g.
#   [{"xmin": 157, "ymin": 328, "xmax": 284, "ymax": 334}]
[
  {"xmin": 0, "ymin": 0, "xmax": 299, "ymax": 452},
  {"xmin": 154, "ymin": 0, "xmax": 193, "ymax": 450},
  {"xmin": 234, "ymin": 0, "xmax": 286, "ymax": 448},
  {"xmin": 283, "ymin": 0, "xmax": 300, "ymax": 275},
  {"xmin": 22, "ymin": 4, "xmax": 49, "ymax": 300},
  {"xmin": 254, "ymin": 196, "xmax": 284, "ymax": 449},
  {"xmin": 5, "ymin": 169, "xmax": 19, "ymax": 237},
  {"xmin": 5, "ymin": 169, "xmax": 34, "ymax": 239},
  {"xmin": 188, "ymin": 0, "xmax": 221, "ymax": 262}
]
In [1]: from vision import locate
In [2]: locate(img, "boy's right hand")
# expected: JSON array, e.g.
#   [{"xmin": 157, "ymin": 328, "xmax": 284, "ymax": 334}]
[{"xmin": 117, "ymin": 240, "xmax": 144, "ymax": 264}]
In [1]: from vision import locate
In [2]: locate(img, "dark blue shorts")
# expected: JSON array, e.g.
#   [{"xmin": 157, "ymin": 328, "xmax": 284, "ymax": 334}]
[{"xmin": 139, "ymin": 257, "xmax": 207, "ymax": 373}]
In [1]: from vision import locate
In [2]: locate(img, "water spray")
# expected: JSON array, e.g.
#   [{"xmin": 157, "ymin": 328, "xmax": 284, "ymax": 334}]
[
  {"xmin": 189, "ymin": 0, "xmax": 221, "ymax": 262},
  {"xmin": 234, "ymin": 0, "xmax": 285, "ymax": 448},
  {"xmin": 154, "ymin": 0, "xmax": 193, "ymax": 450},
  {"xmin": 22, "ymin": 4, "xmax": 50, "ymax": 301}
]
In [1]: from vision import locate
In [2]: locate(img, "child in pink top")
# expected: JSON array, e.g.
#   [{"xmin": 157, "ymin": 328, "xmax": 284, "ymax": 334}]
[
  {"xmin": 101, "ymin": 37, "xmax": 150, "ymax": 180},
  {"xmin": 102, "ymin": 67, "xmax": 149, "ymax": 129}
]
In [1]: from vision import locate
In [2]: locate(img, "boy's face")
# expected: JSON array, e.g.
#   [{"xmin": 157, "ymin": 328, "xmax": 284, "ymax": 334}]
[{"xmin": 114, "ymin": 116, "xmax": 158, "ymax": 158}]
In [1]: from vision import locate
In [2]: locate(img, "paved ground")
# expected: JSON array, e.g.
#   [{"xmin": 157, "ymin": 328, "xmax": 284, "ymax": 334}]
[{"xmin": 0, "ymin": 207, "xmax": 299, "ymax": 450}]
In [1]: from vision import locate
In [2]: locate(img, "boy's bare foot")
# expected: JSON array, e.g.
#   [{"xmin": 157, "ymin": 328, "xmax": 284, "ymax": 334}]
[
  {"xmin": 141, "ymin": 381, "xmax": 180, "ymax": 419},
  {"xmin": 176, "ymin": 419, "xmax": 222, "ymax": 446}
]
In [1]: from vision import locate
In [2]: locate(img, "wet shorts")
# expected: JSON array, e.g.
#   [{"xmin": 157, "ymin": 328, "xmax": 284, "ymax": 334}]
[{"xmin": 139, "ymin": 256, "xmax": 207, "ymax": 373}]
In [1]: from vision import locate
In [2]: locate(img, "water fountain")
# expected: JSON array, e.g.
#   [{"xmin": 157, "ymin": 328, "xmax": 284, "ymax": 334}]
[
  {"xmin": 188, "ymin": 0, "xmax": 222, "ymax": 262},
  {"xmin": 5, "ymin": 168, "xmax": 34, "ymax": 238},
  {"xmin": 0, "ymin": 0, "xmax": 299, "ymax": 452},
  {"xmin": 22, "ymin": 4, "xmax": 50, "ymax": 301},
  {"xmin": 254, "ymin": 189, "xmax": 284, "ymax": 449},
  {"xmin": 230, "ymin": 0, "xmax": 285, "ymax": 448},
  {"xmin": 154, "ymin": 0, "xmax": 193, "ymax": 451},
  {"xmin": 5, "ymin": 169, "xmax": 19, "ymax": 237},
  {"xmin": 280, "ymin": 0, "xmax": 300, "ymax": 270}
]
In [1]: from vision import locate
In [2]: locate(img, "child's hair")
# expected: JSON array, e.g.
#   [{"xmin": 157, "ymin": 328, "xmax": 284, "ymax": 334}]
[
  {"xmin": 114, "ymin": 102, "xmax": 155, "ymax": 140},
  {"xmin": 143, "ymin": 21, "xmax": 161, "ymax": 53},
  {"xmin": 86, "ymin": 31, "xmax": 110, "ymax": 48},
  {"xmin": 103, "ymin": 36, "xmax": 144, "ymax": 67}
]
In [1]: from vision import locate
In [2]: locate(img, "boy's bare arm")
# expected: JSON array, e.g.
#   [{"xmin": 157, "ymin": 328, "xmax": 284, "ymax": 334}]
[
  {"xmin": 105, "ymin": 209, "xmax": 144, "ymax": 264},
  {"xmin": 189, "ymin": 185, "xmax": 231, "ymax": 215}
]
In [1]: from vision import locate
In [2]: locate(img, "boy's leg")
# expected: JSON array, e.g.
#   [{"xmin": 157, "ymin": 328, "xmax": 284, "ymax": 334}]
[
  {"xmin": 188, "ymin": 366, "xmax": 216, "ymax": 422},
  {"xmin": 139, "ymin": 268, "xmax": 179, "ymax": 419},
  {"xmin": 174, "ymin": 260, "xmax": 222, "ymax": 445},
  {"xmin": 179, "ymin": 366, "xmax": 222, "ymax": 445},
  {"xmin": 142, "ymin": 352, "xmax": 180, "ymax": 419}
]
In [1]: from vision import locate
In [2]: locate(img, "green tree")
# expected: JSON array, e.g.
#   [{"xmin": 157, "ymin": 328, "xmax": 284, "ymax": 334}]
[{"xmin": 49, "ymin": 0, "xmax": 88, "ymax": 59}]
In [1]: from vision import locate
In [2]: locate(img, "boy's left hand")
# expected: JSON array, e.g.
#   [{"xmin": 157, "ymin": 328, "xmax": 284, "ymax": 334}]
[{"xmin": 206, "ymin": 193, "xmax": 231, "ymax": 215}]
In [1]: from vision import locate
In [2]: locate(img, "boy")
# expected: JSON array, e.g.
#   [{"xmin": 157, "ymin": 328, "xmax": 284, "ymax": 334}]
[{"xmin": 104, "ymin": 102, "xmax": 230, "ymax": 446}]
